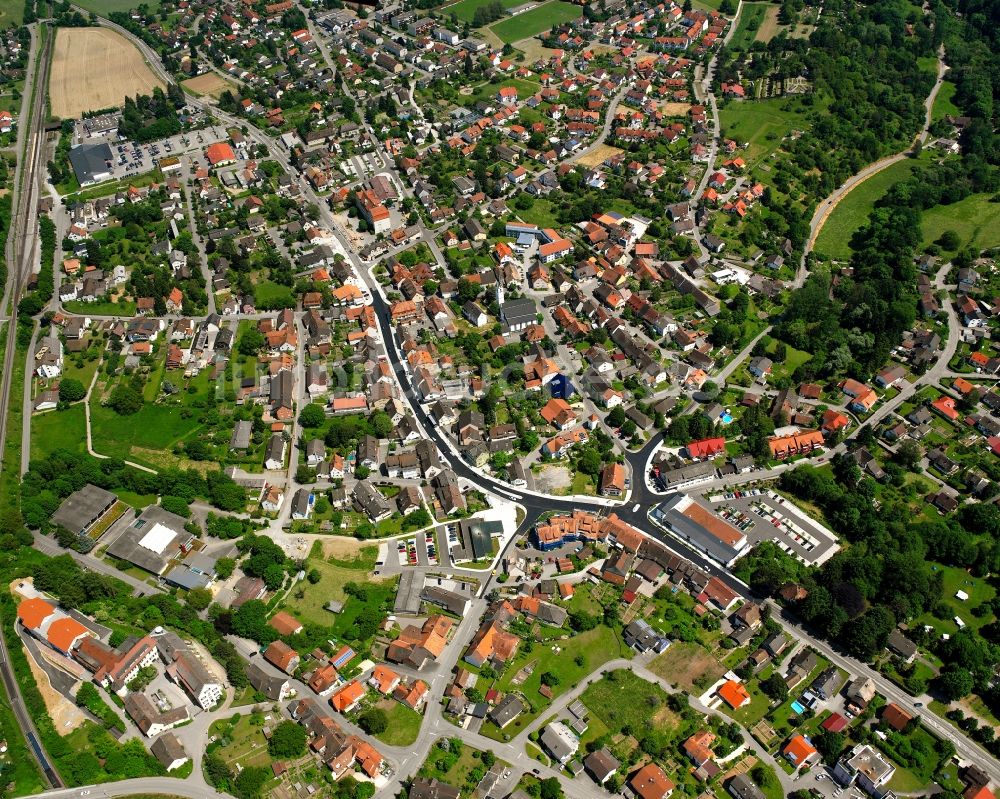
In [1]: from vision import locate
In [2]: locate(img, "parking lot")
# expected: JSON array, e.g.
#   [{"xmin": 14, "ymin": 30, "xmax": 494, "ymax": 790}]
[
  {"xmin": 705, "ymin": 488, "xmax": 840, "ymax": 566},
  {"xmin": 75, "ymin": 114, "xmax": 234, "ymax": 184}
]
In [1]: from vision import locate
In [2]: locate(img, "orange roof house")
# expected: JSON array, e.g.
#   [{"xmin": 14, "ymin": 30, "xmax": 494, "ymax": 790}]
[
  {"xmin": 630, "ymin": 762, "xmax": 675, "ymax": 799},
  {"xmin": 47, "ymin": 617, "xmax": 91, "ymax": 653},
  {"xmin": 268, "ymin": 611, "xmax": 303, "ymax": 636},
  {"xmin": 717, "ymin": 680, "xmax": 750, "ymax": 709},
  {"xmin": 768, "ymin": 430, "xmax": 825, "ymax": 459},
  {"xmin": 881, "ymin": 702, "xmax": 913, "ymax": 731},
  {"xmin": 394, "ymin": 679, "xmax": 428, "ymax": 710},
  {"xmin": 783, "ymin": 734, "xmax": 818, "ymax": 769},
  {"xmin": 953, "ymin": 377, "xmax": 976, "ymax": 395},
  {"xmin": 369, "ymin": 664, "xmax": 400, "ymax": 694},
  {"xmin": 330, "ymin": 680, "xmax": 366, "ymax": 713},
  {"xmin": 352, "ymin": 739, "xmax": 383, "ymax": 777},
  {"xmin": 539, "ymin": 397, "xmax": 576, "ymax": 429},
  {"xmin": 308, "ymin": 663, "xmax": 340, "ymax": 696},
  {"xmin": 932, "ymin": 395, "xmax": 960, "ymax": 421},
  {"xmin": 686, "ymin": 436, "xmax": 725, "ymax": 460},
  {"xmin": 682, "ymin": 730, "xmax": 716, "ymax": 766},
  {"xmin": 206, "ymin": 142, "xmax": 237, "ymax": 166},
  {"xmin": 821, "ymin": 409, "xmax": 850, "ymax": 434},
  {"xmin": 264, "ymin": 640, "xmax": 300, "ymax": 673},
  {"xmin": 17, "ymin": 598, "xmax": 55, "ymax": 630}
]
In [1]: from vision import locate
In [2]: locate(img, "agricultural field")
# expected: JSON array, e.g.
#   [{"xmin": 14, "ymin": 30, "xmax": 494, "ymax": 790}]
[
  {"xmin": 488, "ymin": 1, "xmax": 581, "ymax": 43},
  {"xmin": 813, "ymin": 159, "xmax": 919, "ymax": 260},
  {"xmin": 181, "ymin": 72, "xmax": 235, "ymax": 98},
  {"xmin": 580, "ymin": 669, "xmax": 676, "ymax": 736},
  {"xmin": 50, "ymin": 28, "xmax": 164, "ymax": 119},
  {"xmin": 445, "ymin": 0, "xmax": 529, "ymax": 23},
  {"xmin": 920, "ymin": 193, "xmax": 1000, "ymax": 252},
  {"xmin": 755, "ymin": 5, "xmax": 781, "ymax": 42},
  {"xmin": 573, "ymin": 144, "xmax": 624, "ymax": 169},
  {"xmin": 649, "ymin": 641, "xmax": 725, "ymax": 691}
]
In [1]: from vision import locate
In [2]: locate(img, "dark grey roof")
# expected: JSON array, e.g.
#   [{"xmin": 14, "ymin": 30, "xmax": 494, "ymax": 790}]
[
  {"xmin": 150, "ymin": 733, "xmax": 188, "ymax": 769},
  {"xmin": 487, "ymin": 694, "xmax": 524, "ymax": 728},
  {"xmin": 51, "ymin": 484, "xmax": 117, "ymax": 535},
  {"xmin": 650, "ymin": 494, "xmax": 744, "ymax": 564},
  {"xmin": 105, "ymin": 505, "xmax": 190, "ymax": 575},
  {"xmin": 68, "ymin": 143, "xmax": 113, "ymax": 184},
  {"xmin": 726, "ymin": 774, "xmax": 766, "ymax": 799},
  {"xmin": 246, "ymin": 660, "xmax": 289, "ymax": 700},
  {"xmin": 230, "ymin": 420, "xmax": 253, "ymax": 449}
]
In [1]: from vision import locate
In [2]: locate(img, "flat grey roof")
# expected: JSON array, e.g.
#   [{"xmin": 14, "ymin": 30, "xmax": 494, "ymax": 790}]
[
  {"xmin": 68, "ymin": 143, "xmax": 113, "ymax": 184},
  {"xmin": 651, "ymin": 494, "xmax": 744, "ymax": 565},
  {"xmin": 51, "ymin": 484, "xmax": 118, "ymax": 535}
]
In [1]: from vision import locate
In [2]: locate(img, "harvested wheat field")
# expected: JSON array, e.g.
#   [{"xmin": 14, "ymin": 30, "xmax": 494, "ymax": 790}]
[
  {"xmin": 576, "ymin": 143, "xmax": 624, "ymax": 168},
  {"xmin": 660, "ymin": 101, "xmax": 691, "ymax": 117},
  {"xmin": 50, "ymin": 27, "xmax": 164, "ymax": 119},
  {"xmin": 182, "ymin": 72, "xmax": 235, "ymax": 98}
]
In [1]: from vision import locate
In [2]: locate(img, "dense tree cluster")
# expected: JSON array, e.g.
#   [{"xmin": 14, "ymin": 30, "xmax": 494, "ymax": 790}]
[
  {"xmin": 118, "ymin": 86, "xmax": 185, "ymax": 143},
  {"xmin": 736, "ymin": 461, "xmax": 1000, "ymax": 713},
  {"xmin": 20, "ymin": 450, "xmax": 246, "ymax": 538}
]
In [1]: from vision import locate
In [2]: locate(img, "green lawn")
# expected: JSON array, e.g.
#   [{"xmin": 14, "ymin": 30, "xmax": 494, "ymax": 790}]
[
  {"xmin": 281, "ymin": 546, "xmax": 390, "ymax": 627},
  {"xmin": 512, "ymin": 198, "xmax": 560, "ymax": 228},
  {"xmin": 764, "ymin": 337, "xmax": 812, "ymax": 378},
  {"xmin": 728, "ymin": 3, "xmax": 769, "ymax": 51},
  {"xmin": 254, "ymin": 279, "xmax": 296, "ymax": 308},
  {"xmin": 89, "ymin": 394, "xmax": 204, "ymax": 467},
  {"xmin": 813, "ymin": 159, "xmax": 919, "ymax": 260},
  {"xmin": 0, "ymin": 0, "xmax": 22, "ymax": 25},
  {"xmin": 719, "ymin": 95, "xmax": 825, "ymax": 169},
  {"xmin": 418, "ymin": 743, "xmax": 486, "ymax": 790},
  {"xmin": 580, "ymin": 669, "xmax": 677, "ymax": 736},
  {"xmin": 112, "ymin": 488, "xmax": 156, "ymax": 508},
  {"xmin": 494, "ymin": 626, "xmax": 631, "ymax": 720},
  {"xmin": 71, "ymin": 0, "xmax": 160, "ymax": 14},
  {"xmin": 30, "ymin": 404, "xmax": 87, "ymax": 460},
  {"xmin": 207, "ymin": 713, "xmax": 273, "ymax": 771},
  {"xmin": 914, "ymin": 563, "xmax": 996, "ymax": 635},
  {"xmin": 920, "ymin": 193, "xmax": 1000, "ymax": 252},
  {"xmin": 459, "ymin": 77, "xmax": 541, "ymax": 108},
  {"xmin": 446, "ymin": 0, "xmax": 528, "ymax": 23},
  {"xmin": 372, "ymin": 699, "xmax": 423, "ymax": 746},
  {"xmin": 63, "ymin": 299, "xmax": 137, "ymax": 316},
  {"xmin": 931, "ymin": 81, "xmax": 960, "ymax": 122},
  {"xmin": 488, "ymin": 1, "xmax": 581, "ymax": 43}
]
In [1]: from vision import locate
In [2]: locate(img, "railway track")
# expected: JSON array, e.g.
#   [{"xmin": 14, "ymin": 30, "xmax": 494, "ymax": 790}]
[{"xmin": 0, "ymin": 21, "xmax": 64, "ymax": 791}]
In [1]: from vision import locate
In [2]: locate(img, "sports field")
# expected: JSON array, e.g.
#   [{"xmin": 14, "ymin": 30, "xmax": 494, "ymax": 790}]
[
  {"xmin": 50, "ymin": 27, "xmax": 164, "ymax": 118},
  {"xmin": 489, "ymin": 1, "xmax": 581, "ymax": 43}
]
